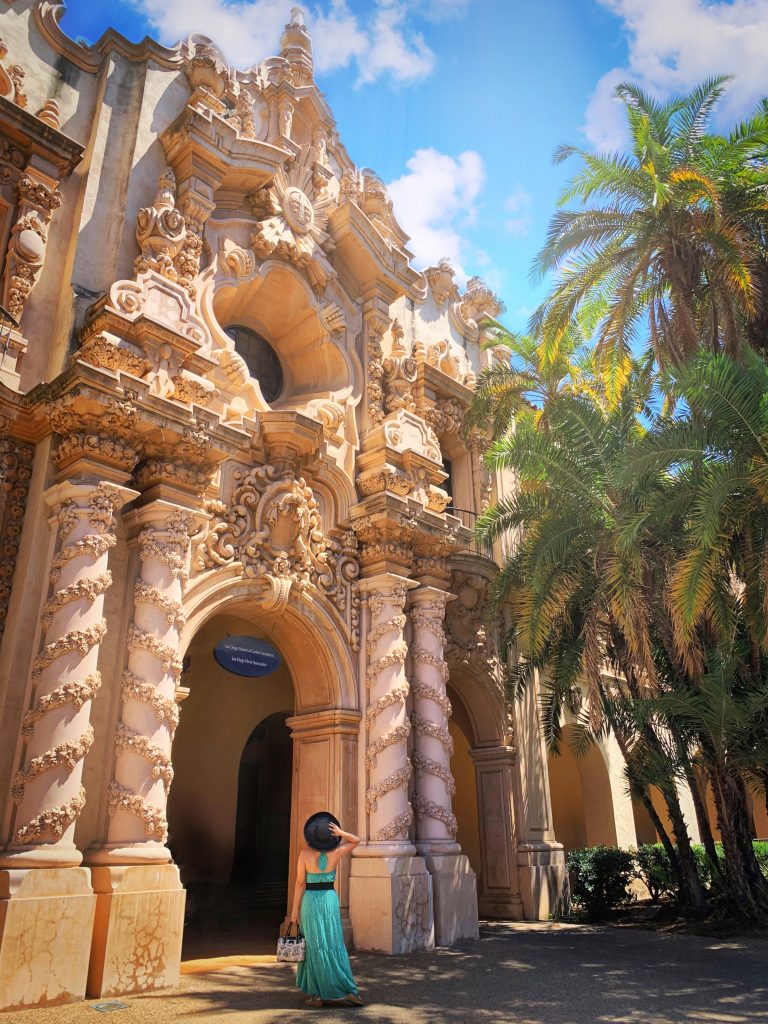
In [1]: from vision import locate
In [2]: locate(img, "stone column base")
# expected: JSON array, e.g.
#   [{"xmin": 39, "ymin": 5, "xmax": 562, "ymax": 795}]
[
  {"xmin": 87, "ymin": 864, "xmax": 185, "ymax": 997},
  {"xmin": 423, "ymin": 853, "xmax": 479, "ymax": 945},
  {"xmin": 0, "ymin": 867, "xmax": 96, "ymax": 1011},
  {"xmin": 478, "ymin": 891, "xmax": 524, "ymax": 919},
  {"xmin": 516, "ymin": 842, "xmax": 566, "ymax": 920},
  {"xmin": 349, "ymin": 856, "xmax": 434, "ymax": 954}
]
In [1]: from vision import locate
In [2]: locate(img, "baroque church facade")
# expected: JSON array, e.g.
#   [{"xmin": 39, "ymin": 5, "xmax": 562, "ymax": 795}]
[{"xmin": 0, "ymin": 1, "xmax": 570, "ymax": 1010}]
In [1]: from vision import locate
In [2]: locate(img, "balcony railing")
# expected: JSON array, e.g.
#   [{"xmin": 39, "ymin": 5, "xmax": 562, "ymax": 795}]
[{"xmin": 446, "ymin": 507, "xmax": 494, "ymax": 559}]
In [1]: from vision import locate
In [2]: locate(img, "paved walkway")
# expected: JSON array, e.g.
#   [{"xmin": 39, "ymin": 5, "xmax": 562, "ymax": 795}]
[{"xmin": 3, "ymin": 922, "xmax": 768, "ymax": 1024}]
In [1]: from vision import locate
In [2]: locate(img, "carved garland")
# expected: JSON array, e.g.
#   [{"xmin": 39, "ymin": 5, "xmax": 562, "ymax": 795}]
[
  {"xmin": 21, "ymin": 674, "xmax": 101, "ymax": 739},
  {"xmin": 14, "ymin": 788, "xmax": 87, "ymax": 845},
  {"xmin": 413, "ymin": 793, "xmax": 458, "ymax": 838},
  {"xmin": 412, "ymin": 751, "xmax": 456, "ymax": 795},
  {"xmin": 12, "ymin": 727, "xmax": 94, "ymax": 803},
  {"xmin": 114, "ymin": 723, "xmax": 174, "ymax": 786},
  {"xmin": 121, "ymin": 669, "xmax": 179, "ymax": 728},
  {"xmin": 107, "ymin": 782, "xmax": 167, "ymax": 842},
  {"xmin": 411, "ymin": 712, "xmax": 454, "ymax": 755},
  {"xmin": 365, "ymin": 762, "xmax": 413, "ymax": 813}
]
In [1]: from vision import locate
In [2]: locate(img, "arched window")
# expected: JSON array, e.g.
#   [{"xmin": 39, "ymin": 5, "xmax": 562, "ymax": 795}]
[{"xmin": 224, "ymin": 324, "xmax": 284, "ymax": 403}]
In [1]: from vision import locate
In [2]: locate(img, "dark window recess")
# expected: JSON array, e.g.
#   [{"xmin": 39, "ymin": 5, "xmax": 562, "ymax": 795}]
[
  {"xmin": 224, "ymin": 324, "xmax": 284, "ymax": 403},
  {"xmin": 442, "ymin": 457, "xmax": 454, "ymax": 504}
]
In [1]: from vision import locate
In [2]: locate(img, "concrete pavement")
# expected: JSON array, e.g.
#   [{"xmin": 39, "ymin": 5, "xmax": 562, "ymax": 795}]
[{"xmin": 2, "ymin": 921, "xmax": 767, "ymax": 1024}]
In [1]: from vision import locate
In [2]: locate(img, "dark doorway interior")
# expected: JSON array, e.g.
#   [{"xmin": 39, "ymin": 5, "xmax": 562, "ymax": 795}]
[
  {"xmin": 181, "ymin": 711, "xmax": 293, "ymax": 959},
  {"xmin": 232, "ymin": 711, "xmax": 293, "ymax": 890}
]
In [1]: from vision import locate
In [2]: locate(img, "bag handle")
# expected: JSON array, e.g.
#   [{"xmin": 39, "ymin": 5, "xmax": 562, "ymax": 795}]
[{"xmin": 281, "ymin": 921, "xmax": 302, "ymax": 940}]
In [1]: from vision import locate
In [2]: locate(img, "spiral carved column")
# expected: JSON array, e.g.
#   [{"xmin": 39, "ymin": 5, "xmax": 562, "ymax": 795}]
[
  {"xmin": 0, "ymin": 481, "xmax": 136, "ymax": 868},
  {"xmin": 409, "ymin": 587, "xmax": 459, "ymax": 854},
  {"xmin": 363, "ymin": 576, "xmax": 415, "ymax": 849},
  {"xmin": 408, "ymin": 584, "xmax": 479, "ymax": 945},
  {"xmin": 350, "ymin": 574, "xmax": 435, "ymax": 954},
  {"xmin": 91, "ymin": 503, "xmax": 192, "ymax": 865},
  {"xmin": 85, "ymin": 502, "xmax": 193, "ymax": 1000}
]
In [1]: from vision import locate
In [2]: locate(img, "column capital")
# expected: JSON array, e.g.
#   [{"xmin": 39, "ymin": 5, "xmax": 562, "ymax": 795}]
[
  {"xmin": 358, "ymin": 572, "xmax": 418, "ymax": 596},
  {"xmin": 286, "ymin": 708, "xmax": 362, "ymax": 739},
  {"xmin": 407, "ymin": 584, "xmax": 456, "ymax": 609},
  {"xmin": 470, "ymin": 744, "xmax": 517, "ymax": 767},
  {"xmin": 43, "ymin": 479, "xmax": 139, "ymax": 515}
]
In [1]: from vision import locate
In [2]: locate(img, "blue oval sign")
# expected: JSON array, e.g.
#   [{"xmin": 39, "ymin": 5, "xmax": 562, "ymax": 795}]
[{"xmin": 213, "ymin": 635, "xmax": 282, "ymax": 678}]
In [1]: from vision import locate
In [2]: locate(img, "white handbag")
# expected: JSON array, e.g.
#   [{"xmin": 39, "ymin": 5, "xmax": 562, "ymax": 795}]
[{"xmin": 277, "ymin": 922, "xmax": 306, "ymax": 963}]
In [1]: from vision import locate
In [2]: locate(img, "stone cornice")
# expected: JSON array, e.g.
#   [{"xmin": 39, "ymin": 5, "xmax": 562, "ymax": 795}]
[
  {"xmin": 0, "ymin": 95, "xmax": 83, "ymax": 176},
  {"xmin": 33, "ymin": 1, "xmax": 185, "ymax": 74}
]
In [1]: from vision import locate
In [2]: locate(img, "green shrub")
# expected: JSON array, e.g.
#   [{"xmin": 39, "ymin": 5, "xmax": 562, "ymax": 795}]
[
  {"xmin": 633, "ymin": 844, "xmax": 675, "ymax": 903},
  {"xmin": 752, "ymin": 841, "xmax": 768, "ymax": 877},
  {"xmin": 567, "ymin": 846, "xmax": 635, "ymax": 920}
]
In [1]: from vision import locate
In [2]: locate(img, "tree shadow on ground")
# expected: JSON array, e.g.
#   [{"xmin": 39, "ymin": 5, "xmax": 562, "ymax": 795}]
[{"xmin": 5, "ymin": 922, "xmax": 768, "ymax": 1024}]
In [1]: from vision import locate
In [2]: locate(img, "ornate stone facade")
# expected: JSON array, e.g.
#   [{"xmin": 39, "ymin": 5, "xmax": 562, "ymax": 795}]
[{"xmin": 0, "ymin": 3, "xmax": 565, "ymax": 1012}]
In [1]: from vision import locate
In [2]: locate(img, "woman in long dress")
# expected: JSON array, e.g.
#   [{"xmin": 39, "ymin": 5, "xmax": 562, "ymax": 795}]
[{"xmin": 290, "ymin": 811, "xmax": 363, "ymax": 1007}]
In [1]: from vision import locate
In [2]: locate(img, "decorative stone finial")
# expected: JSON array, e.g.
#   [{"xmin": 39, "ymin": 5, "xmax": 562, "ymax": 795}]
[{"xmin": 280, "ymin": 6, "xmax": 313, "ymax": 86}]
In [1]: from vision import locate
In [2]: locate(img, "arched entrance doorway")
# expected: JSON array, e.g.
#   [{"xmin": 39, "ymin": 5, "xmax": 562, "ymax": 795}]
[{"xmin": 167, "ymin": 612, "xmax": 295, "ymax": 956}]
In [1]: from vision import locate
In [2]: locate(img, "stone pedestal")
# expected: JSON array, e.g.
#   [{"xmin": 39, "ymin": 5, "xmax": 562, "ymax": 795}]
[
  {"xmin": 516, "ymin": 842, "xmax": 566, "ymax": 921},
  {"xmin": 0, "ymin": 867, "xmax": 95, "ymax": 1010},
  {"xmin": 87, "ymin": 864, "xmax": 185, "ymax": 997},
  {"xmin": 349, "ymin": 856, "xmax": 434, "ymax": 954},
  {"xmin": 423, "ymin": 853, "xmax": 478, "ymax": 945}
]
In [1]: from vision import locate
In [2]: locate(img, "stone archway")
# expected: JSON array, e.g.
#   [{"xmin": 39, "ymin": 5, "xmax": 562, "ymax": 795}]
[
  {"xmin": 547, "ymin": 726, "xmax": 620, "ymax": 853},
  {"xmin": 176, "ymin": 575, "xmax": 361, "ymax": 942}
]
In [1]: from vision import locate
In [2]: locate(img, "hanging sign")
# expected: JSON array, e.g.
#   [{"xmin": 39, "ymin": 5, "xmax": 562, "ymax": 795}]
[{"xmin": 213, "ymin": 635, "xmax": 282, "ymax": 678}]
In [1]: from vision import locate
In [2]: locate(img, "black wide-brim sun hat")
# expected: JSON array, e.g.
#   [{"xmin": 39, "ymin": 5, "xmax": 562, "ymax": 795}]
[{"xmin": 304, "ymin": 811, "xmax": 342, "ymax": 851}]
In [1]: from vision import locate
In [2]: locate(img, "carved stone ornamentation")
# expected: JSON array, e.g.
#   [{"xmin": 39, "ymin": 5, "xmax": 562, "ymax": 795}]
[
  {"xmin": 249, "ymin": 146, "xmax": 336, "ymax": 296},
  {"xmin": 382, "ymin": 320, "xmax": 417, "ymax": 414},
  {"xmin": 194, "ymin": 465, "xmax": 360, "ymax": 646},
  {"xmin": 444, "ymin": 569, "xmax": 504, "ymax": 700},
  {"xmin": 425, "ymin": 258, "xmax": 459, "ymax": 307},
  {"xmin": 3, "ymin": 174, "xmax": 63, "ymax": 323},
  {"xmin": 459, "ymin": 275, "xmax": 504, "ymax": 326},
  {"xmin": 7, "ymin": 483, "xmax": 131, "ymax": 856},
  {"xmin": 134, "ymin": 168, "xmax": 187, "ymax": 280},
  {"xmin": 364, "ymin": 580, "xmax": 415, "ymax": 843},
  {"xmin": 105, "ymin": 507, "xmax": 195, "ymax": 856}
]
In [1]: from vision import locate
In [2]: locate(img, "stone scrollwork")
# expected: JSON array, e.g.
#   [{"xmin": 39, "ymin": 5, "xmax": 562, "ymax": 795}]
[
  {"xmin": 3, "ymin": 173, "xmax": 63, "ymax": 324},
  {"xmin": 382, "ymin": 319, "xmax": 416, "ymax": 414},
  {"xmin": 135, "ymin": 167, "xmax": 187, "ymax": 280},
  {"xmin": 194, "ymin": 465, "xmax": 360, "ymax": 646}
]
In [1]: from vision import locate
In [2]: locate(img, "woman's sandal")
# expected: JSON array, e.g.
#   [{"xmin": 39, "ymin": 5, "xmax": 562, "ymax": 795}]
[
  {"xmin": 346, "ymin": 993, "xmax": 364, "ymax": 1006},
  {"xmin": 305, "ymin": 996, "xmax": 323, "ymax": 1007}
]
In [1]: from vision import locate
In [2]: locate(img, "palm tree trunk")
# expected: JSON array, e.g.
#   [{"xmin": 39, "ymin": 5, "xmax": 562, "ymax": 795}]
[
  {"xmin": 708, "ymin": 761, "xmax": 768, "ymax": 921},
  {"xmin": 683, "ymin": 763, "xmax": 724, "ymax": 881}
]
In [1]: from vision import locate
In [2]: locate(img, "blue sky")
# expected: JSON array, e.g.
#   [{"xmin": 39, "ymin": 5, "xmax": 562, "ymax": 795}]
[{"xmin": 61, "ymin": 0, "xmax": 768, "ymax": 332}]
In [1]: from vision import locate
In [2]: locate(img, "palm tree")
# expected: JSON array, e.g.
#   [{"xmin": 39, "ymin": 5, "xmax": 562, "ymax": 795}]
[
  {"xmin": 477, "ymin": 379, "xmax": 710, "ymax": 913},
  {"xmin": 464, "ymin": 318, "xmax": 601, "ymax": 439},
  {"xmin": 620, "ymin": 350, "xmax": 768, "ymax": 917},
  {"xmin": 533, "ymin": 78, "xmax": 768, "ymax": 378}
]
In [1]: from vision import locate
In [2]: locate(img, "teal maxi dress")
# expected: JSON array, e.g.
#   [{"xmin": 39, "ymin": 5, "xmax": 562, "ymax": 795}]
[{"xmin": 296, "ymin": 853, "xmax": 359, "ymax": 1001}]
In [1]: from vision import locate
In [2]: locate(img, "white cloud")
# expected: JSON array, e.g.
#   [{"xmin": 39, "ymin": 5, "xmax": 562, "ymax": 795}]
[
  {"xmin": 585, "ymin": 0, "xmax": 768, "ymax": 149},
  {"xmin": 504, "ymin": 184, "xmax": 533, "ymax": 238},
  {"xmin": 387, "ymin": 147, "xmax": 486, "ymax": 283},
  {"xmin": 132, "ymin": 0, "xmax": 439, "ymax": 83}
]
